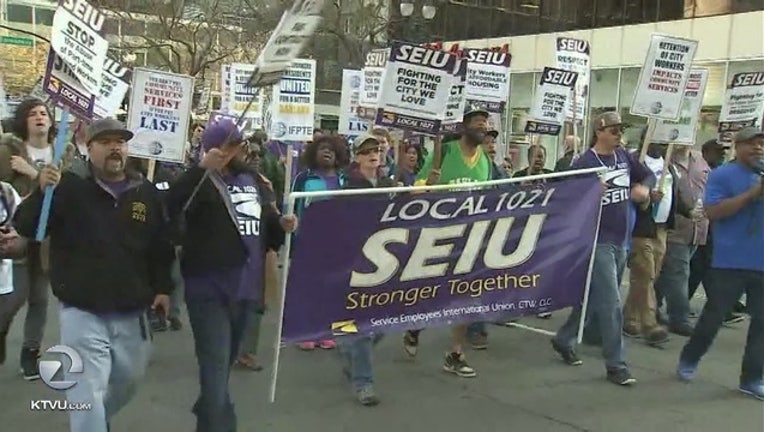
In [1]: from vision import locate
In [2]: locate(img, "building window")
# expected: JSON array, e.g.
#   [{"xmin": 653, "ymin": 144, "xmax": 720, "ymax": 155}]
[
  {"xmin": 587, "ymin": 68, "xmax": 620, "ymax": 145},
  {"xmin": 7, "ymin": 5, "xmax": 33, "ymax": 24},
  {"xmin": 34, "ymin": 8, "xmax": 55, "ymax": 27}
]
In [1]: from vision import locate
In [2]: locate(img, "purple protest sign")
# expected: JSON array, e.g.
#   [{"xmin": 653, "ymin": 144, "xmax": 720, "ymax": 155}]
[
  {"xmin": 375, "ymin": 41, "xmax": 458, "ymax": 135},
  {"xmin": 43, "ymin": 49, "xmax": 96, "ymax": 118},
  {"xmin": 282, "ymin": 175, "xmax": 602, "ymax": 343}
]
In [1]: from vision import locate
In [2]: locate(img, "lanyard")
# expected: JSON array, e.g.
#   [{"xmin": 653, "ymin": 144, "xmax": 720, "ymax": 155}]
[{"xmin": 591, "ymin": 149, "xmax": 618, "ymax": 170}]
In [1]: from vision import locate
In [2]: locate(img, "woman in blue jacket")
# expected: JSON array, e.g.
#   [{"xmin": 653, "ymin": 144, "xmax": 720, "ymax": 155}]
[{"xmin": 291, "ymin": 135, "xmax": 350, "ymax": 350}]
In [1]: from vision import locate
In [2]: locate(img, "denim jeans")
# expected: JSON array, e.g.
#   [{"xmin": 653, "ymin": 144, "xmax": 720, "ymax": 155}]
[
  {"xmin": 60, "ymin": 305, "xmax": 151, "ymax": 432},
  {"xmin": 655, "ymin": 243, "xmax": 696, "ymax": 327},
  {"xmin": 336, "ymin": 333, "xmax": 384, "ymax": 391},
  {"xmin": 466, "ymin": 322, "xmax": 485, "ymax": 338},
  {"xmin": 0, "ymin": 263, "xmax": 49, "ymax": 350},
  {"xmin": 555, "ymin": 243, "xmax": 627, "ymax": 370},
  {"xmin": 680, "ymin": 269, "xmax": 764, "ymax": 384},
  {"xmin": 186, "ymin": 298, "xmax": 253, "ymax": 432}
]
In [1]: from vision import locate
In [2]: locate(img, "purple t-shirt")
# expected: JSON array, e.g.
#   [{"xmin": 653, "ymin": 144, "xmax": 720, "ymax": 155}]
[
  {"xmin": 102, "ymin": 179, "xmax": 130, "ymax": 196},
  {"xmin": 572, "ymin": 147, "xmax": 652, "ymax": 246},
  {"xmin": 184, "ymin": 173, "xmax": 264, "ymax": 302}
]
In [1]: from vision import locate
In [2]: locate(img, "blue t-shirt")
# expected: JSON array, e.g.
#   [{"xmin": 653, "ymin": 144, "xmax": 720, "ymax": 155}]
[
  {"xmin": 572, "ymin": 147, "xmax": 653, "ymax": 246},
  {"xmin": 184, "ymin": 173, "xmax": 264, "ymax": 302},
  {"xmin": 705, "ymin": 162, "xmax": 764, "ymax": 272}
]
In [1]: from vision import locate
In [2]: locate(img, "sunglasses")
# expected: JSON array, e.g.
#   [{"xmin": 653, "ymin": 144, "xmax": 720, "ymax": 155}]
[
  {"xmin": 599, "ymin": 125, "xmax": 625, "ymax": 134},
  {"xmin": 357, "ymin": 147, "xmax": 382, "ymax": 156}
]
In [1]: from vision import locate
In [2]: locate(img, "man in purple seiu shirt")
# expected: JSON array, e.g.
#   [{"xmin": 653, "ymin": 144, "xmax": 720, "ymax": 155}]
[
  {"xmin": 166, "ymin": 119, "xmax": 297, "ymax": 432},
  {"xmin": 551, "ymin": 111, "xmax": 653, "ymax": 387}
]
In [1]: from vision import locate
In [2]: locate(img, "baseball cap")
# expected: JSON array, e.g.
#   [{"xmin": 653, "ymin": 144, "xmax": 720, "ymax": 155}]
[
  {"xmin": 591, "ymin": 111, "xmax": 624, "ymax": 130},
  {"xmin": 352, "ymin": 133, "xmax": 380, "ymax": 154},
  {"xmin": 86, "ymin": 118, "xmax": 133, "ymax": 144},
  {"xmin": 486, "ymin": 129, "xmax": 499, "ymax": 138},
  {"xmin": 202, "ymin": 118, "xmax": 243, "ymax": 151},
  {"xmin": 734, "ymin": 126, "xmax": 764, "ymax": 143},
  {"xmin": 463, "ymin": 104, "xmax": 489, "ymax": 122}
]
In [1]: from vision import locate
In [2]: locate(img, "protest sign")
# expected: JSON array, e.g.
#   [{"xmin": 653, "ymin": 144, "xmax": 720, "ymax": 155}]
[
  {"xmin": 525, "ymin": 67, "xmax": 578, "ymax": 136},
  {"xmin": 652, "ymin": 68, "xmax": 708, "ymax": 145},
  {"xmin": 281, "ymin": 175, "xmax": 602, "ymax": 342},
  {"xmin": 221, "ymin": 64, "xmax": 231, "ymax": 112},
  {"xmin": 94, "ymin": 57, "xmax": 130, "ymax": 119},
  {"xmin": 375, "ymin": 42, "xmax": 457, "ymax": 134},
  {"xmin": 51, "ymin": 0, "xmax": 109, "ymax": 95},
  {"xmin": 630, "ymin": 34, "xmax": 698, "ymax": 121},
  {"xmin": 126, "ymin": 68, "xmax": 193, "ymax": 163},
  {"xmin": 442, "ymin": 60, "xmax": 467, "ymax": 133},
  {"xmin": 222, "ymin": 63, "xmax": 263, "ymax": 132},
  {"xmin": 248, "ymin": 0, "xmax": 324, "ymax": 88},
  {"xmin": 555, "ymin": 37, "xmax": 590, "ymax": 123},
  {"xmin": 718, "ymin": 71, "xmax": 764, "ymax": 141},
  {"xmin": 359, "ymin": 49, "xmax": 389, "ymax": 118},
  {"xmin": 43, "ymin": 48, "xmax": 95, "ymax": 119},
  {"xmin": 195, "ymin": 82, "xmax": 211, "ymax": 115},
  {"xmin": 462, "ymin": 49, "xmax": 511, "ymax": 113},
  {"xmin": 338, "ymin": 69, "xmax": 370, "ymax": 135},
  {"xmin": 270, "ymin": 59, "xmax": 315, "ymax": 141},
  {"xmin": 207, "ymin": 111, "xmax": 257, "ymax": 133}
]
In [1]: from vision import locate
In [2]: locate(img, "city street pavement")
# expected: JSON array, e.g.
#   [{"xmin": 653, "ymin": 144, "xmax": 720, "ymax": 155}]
[{"xmin": 1, "ymin": 297, "xmax": 763, "ymax": 431}]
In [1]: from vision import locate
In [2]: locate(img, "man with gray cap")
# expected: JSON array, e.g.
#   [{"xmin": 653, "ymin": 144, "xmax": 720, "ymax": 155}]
[
  {"xmin": 551, "ymin": 111, "xmax": 654, "ymax": 386},
  {"xmin": 677, "ymin": 126, "xmax": 764, "ymax": 400},
  {"xmin": 13, "ymin": 118, "xmax": 175, "ymax": 432}
]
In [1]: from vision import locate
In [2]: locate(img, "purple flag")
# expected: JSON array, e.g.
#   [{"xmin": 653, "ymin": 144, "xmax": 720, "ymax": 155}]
[{"xmin": 282, "ymin": 175, "xmax": 602, "ymax": 343}]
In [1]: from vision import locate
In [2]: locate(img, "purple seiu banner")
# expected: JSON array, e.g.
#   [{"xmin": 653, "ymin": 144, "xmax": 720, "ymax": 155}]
[{"xmin": 282, "ymin": 175, "xmax": 603, "ymax": 343}]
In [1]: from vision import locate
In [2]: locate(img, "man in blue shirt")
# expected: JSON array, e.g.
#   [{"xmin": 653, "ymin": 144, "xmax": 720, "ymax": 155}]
[{"xmin": 677, "ymin": 127, "xmax": 764, "ymax": 400}]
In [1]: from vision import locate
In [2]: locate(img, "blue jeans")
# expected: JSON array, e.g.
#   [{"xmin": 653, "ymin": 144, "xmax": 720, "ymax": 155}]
[
  {"xmin": 655, "ymin": 243, "xmax": 696, "ymax": 327},
  {"xmin": 680, "ymin": 269, "xmax": 764, "ymax": 384},
  {"xmin": 554, "ymin": 243, "xmax": 627, "ymax": 370},
  {"xmin": 336, "ymin": 333, "xmax": 383, "ymax": 391},
  {"xmin": 186, "ymin": 298, "xmax": 253, "ymax": 432},
  {"xmin": 60, "ymin": 305, "xmax": 151, "ymax": 432}
]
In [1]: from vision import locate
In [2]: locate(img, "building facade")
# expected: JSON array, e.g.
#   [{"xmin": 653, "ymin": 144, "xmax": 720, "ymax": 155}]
[{"xmin": 433, "ymin": 5, "xmax": 763, "ymax": 169}]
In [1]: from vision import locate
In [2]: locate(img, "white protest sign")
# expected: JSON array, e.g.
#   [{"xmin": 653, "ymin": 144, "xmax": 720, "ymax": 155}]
[
  {"xmin": 338, "ymin": 69, "xmax": 370, "ymax": 135},
  {"xmin": 94, "ymin": 58, "xmax": 131, "ymax": 119},
  {"xmin": 442, "ymin": 60, "xmax": 467, "ymax": 133},
  {"xmin": 652, "ymin": 68, "xmax": 708, "ymax": 145},
  {"xmin": 220, "ymin": 64, "xmax": 231, "ymax": 113},
  {"xmin": 43, "ymin": 48, "xmax": 96, "ymax": 119},
  {"xmin": 462, "ymin": 49, "xmax": 511, "ymax": 113},
  {"xmin": 555, "ymin": 37, "xmax": 591, "ymax": 123},
  {"xmin": 270, "ymin": 59, "xmax": 316, "ymax": 141},
  {"xmin": 718, "ymin": 71, "xmax": 764, "ymax": 140},
  {"xmin": 0, "ymin": 75, "xmax": 7, "ymax": 120},
  {"xmin": 525, "ymin": 67, "xmax": 578, "ymax": 136},
  {"xmin": 223, "ymin": 63, "xmax": 263, "ymax": 132},
  {"xmin": 248, "ymin": 0, "xmax": 324, "ymax": 88},
  {"xmin": 630, "ymin": 34, "xmax": 698, "ymax": 121},
  {"xmin": 51, "ymin": 0, "xmax": 109, "ymax": 95},
  {"xmin": 126, "ymin": 68, "xmax": 193, "ymax": 163},
  {"xmin": 375, "ymin": 42, "xmax": 457, "ymax": 135},
  {"xmin": 359, "ymin": 49, "xmax": 389, "ymax": 115}
]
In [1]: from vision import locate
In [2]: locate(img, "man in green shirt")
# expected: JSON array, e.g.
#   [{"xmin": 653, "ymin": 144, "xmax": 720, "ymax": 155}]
[{"xmin": 404, "ymin": 106, "xmax": 492, "ymax": 378}]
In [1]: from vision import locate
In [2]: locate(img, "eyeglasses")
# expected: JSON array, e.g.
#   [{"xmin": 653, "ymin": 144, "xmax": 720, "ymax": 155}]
[{"xmin": 357, "ymin": 147, "xmax": 382, "ymax": 156}]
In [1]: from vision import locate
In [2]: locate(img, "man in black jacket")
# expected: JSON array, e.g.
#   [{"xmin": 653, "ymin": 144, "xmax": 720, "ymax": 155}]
[
  {"xmin": 623, "ymin": 140, "xmax": 691, "ymax": 348},
  {"xmin": 165, "ymin": 118, "xmax": 296, "ymax": 432},
  {"xmin": 14, "ymin": 118, "xmax": 174, "ymax": 432}
]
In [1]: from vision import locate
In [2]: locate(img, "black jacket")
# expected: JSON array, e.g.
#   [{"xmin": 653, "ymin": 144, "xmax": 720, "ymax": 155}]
[
  {"xmin": 632, "ymin": 164, "xmax": 692, "ymax": 238},
  {"xmin": 14, "ymin": 164, "xmax": 174, "ymax": 313},
  {"xmin": 165, "ymin": 164, "xmax": 283, "ymax": 280}
]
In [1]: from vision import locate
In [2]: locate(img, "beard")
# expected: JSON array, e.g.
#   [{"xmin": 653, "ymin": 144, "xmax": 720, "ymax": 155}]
[
  {"xmin": 463, "ymin": 129, "xmax": 485, "ymax": 147},
  {"xmin": 103, "ymin": 154, "xmax": 125, "ymax": 175}
]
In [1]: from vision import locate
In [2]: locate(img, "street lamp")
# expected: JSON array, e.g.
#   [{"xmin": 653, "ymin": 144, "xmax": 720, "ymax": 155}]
[
  {"xmin": 398, "ymin": 0, "xmax": 439, "ymax": 43},
  {"xmin": 399, "ymin": 0, "xmax": 438, "ymax": 20}
]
